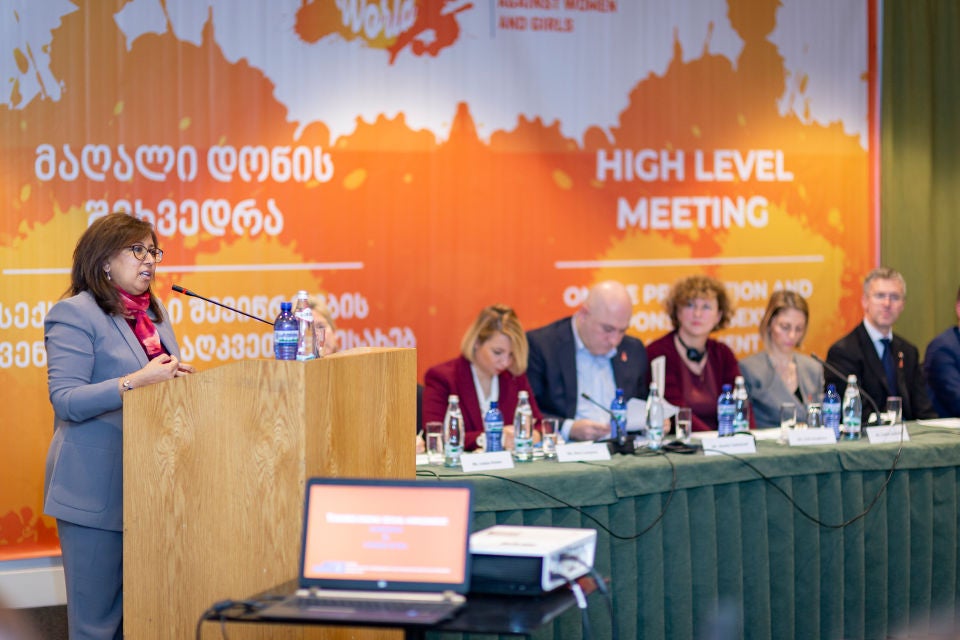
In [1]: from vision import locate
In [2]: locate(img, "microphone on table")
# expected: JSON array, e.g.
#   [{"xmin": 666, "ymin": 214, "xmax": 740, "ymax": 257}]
[
  {"xmin": 171, "ymin": 284, "xmax": 273, "ymax": 326},
  {"xmin": 580, "ymin": 392, "xmax": 636, "ymax": 454},
  {"xmin": 811, "ymin": 353, "xmax": 881, "ymax": 424}
]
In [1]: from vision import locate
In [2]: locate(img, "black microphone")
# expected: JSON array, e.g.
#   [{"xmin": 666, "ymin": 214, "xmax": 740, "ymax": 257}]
[
  {"xmin": 580, "ymin": 392, "xmax": 637, "ymax": 453},
  {"xmin": 811, "ymin": 353, "xmax": 881, "ymax": 425},
  {"xmin": 171, "ymin": 284, "xmax": 273, "ymax": 326},
  {"xmin": 580, "ymin": 392, "xmax": 616, "ymax": 420}
]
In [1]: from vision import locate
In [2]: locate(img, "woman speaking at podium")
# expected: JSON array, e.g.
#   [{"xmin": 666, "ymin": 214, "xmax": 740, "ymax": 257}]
[{"xmin": 43, "ymin": 213, "xmax": 193, "ymax": 639}]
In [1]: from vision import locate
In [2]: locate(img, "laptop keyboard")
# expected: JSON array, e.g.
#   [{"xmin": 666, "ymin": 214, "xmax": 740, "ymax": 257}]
[
  {"xmin": 293, "ymin": 596, "xmax": 460, "ymax": 622},
  {"xmin": 300, "ymin": 596, "xmax": 453, "ymax": 612}
]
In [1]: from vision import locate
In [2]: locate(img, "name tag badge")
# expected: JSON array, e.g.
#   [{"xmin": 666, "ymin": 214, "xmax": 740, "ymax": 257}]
[
  {"xmin": 556, "ymin": 442, "xmax": 612, "ymax": 462},
  {"xmin": 702, "ymin": 435, "xmax": 757, "ymax": 456},
  {"xmin": 460, "ymin": 451, "xmax": 515, "ymax": 471},
  {"xmin": 866, "ymin": 425, "xmax": 910, "ymax": 444},
  {"xmin": 788, "ymin": 429, "xmax": 839, "ymax": 446}
]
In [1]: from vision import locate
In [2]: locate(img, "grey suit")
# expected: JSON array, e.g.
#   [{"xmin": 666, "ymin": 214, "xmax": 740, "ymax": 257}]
[
  {"xmin": 739, "ymin": 352, "xmax": 824, "ymax": 428},
  {"xmin": 44, "ymin": 291, "xmax": 180, "ymax": 529},
  {"xmin": 43, "ymin": 290, "xmax": 180, "ymax": 639}
]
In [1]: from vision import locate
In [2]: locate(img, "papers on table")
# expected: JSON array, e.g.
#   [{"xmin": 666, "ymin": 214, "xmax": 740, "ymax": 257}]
[
  {"xmin": 625, "ymin": 398, "xmax": 678, "ymax": 431},
  {"xmin": 916, "ymin": 417, "xmax": 960, "ymax": 429}
]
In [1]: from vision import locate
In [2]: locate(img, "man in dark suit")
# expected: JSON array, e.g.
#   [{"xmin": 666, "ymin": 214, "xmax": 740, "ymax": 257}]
[
  {"xmin": 924, "ymin": 285, "xmax": 960, "ymax": 417},
  {"xmin": 526, "ymin": 281, "xmax": 650, "ymax": 441},
  {"xmin": 826, "ymin": 267, "xmax": 936, "ymax": 422}
]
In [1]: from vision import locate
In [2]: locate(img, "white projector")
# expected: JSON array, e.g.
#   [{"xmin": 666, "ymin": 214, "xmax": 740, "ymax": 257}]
[{"xmin": 468, "ymin": 525, "xmax": 597, "ymax": 595}]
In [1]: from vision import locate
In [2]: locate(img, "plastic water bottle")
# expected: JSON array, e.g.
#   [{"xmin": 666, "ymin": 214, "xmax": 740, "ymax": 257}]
[
  {"xmin": 610, "ymin": 388, "xmax": 627, "ymax": 441},
  {"xmin": 294, "ymin": 290, "xmax": 319, "ymax": 361},
  {"xmin": 273, "ymin": 301, "xmax": 297, "ymax": 361},
  {"xmin": 483, "ymin": 401, "xmax": 504, "ymax": 453},
  {"xmin": 646, "ymin": 382, "xmax": 664, "ymax": 449},
  {"xmin": 841, "ymin": 374, "xmax": 863, "ymax": 440},
  {"xmin": 513, "ymin": 391, "xmax": 534, "ymax": 462},
  {"xmin": 823, "ymin": 383, "xmax": 842, "ymax": 440},
  {"xmin": 733, "ymin": 375, "xmax": 751, "ymax": 433},
  {"xmin": 443, "ymin": 395, "xmax": 464, "ymax": 467},
  {"xmin": 717, "ymin": 384, "xmax": 735, "ymax": 436}
]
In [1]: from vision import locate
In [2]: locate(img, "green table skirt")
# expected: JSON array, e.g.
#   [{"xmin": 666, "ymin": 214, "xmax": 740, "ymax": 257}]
[{"xmin": 419, "ymin": 426, "xmax": 960, "ymax": 639}]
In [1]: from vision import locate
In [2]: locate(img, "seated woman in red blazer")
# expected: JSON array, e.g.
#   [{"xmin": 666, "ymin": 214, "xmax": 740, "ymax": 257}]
[{"xmin": 423, "ymin": 304, "xmax": 542, "ymax": 451}]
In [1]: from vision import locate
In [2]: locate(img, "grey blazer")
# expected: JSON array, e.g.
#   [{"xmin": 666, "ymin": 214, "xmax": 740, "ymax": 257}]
[
  {"xmin": 739, "ymin": 351, "xmax": 824, "ymax": 428},
  {"xmin": 43, "ymin": 291, "xmax": 180, "ymax": 531}
]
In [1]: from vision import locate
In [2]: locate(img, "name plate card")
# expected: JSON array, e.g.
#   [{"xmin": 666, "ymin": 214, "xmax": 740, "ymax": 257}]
[
  {"xmin": 460, "ymin": 451, "xmax": 515, "ymax": 471},
  {"xmin": 866, "ymin": 425, "xmax": 911, "ymax": 444},
  {"xmin": 788, "ymin": 429, "xmax": 839, "ymax": 446},
  {"xmin": 415, "ymin": 454, "xmax": 430, "ymax": 466},
  {"xmin": 702, "ymin": 436, "xmax": 757, "ymax": 456},
  {"xmin": 556, "ymin": 442, "xmax": 612, "ymax": 462}
]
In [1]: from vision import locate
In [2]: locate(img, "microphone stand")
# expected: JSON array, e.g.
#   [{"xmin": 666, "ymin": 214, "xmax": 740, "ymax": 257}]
[
  {"xmin": 171, "ymin": 284, "xmax": 273, "ymax": 326},
  {"xmin": 580, "ymin": 393, "xmax": 637, "ymax": 455},
  {"xmin": 811, "ymin": 353, "xmax": 881, "ymax": 425}
]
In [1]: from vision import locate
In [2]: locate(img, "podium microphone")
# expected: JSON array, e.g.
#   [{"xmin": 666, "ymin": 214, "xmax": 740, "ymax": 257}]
[
  {"xmin": 171, "ymin": 284, "xmax": 273, "ymax": 326},
  {"xmin": 811, "ymin": 353, "xmax": 881, "ymax": 424}
]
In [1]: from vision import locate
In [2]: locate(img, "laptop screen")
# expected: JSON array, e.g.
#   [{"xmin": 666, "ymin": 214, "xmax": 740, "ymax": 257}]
[{"xmin": 298, "ymin": 477, "xmax": 473, "ymax": 593}]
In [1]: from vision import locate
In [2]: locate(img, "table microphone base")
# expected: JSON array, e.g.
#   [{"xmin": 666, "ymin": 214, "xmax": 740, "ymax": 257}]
[{"xmin": 600, "ymin": 438, "xmax": 638, "ymax": 455}]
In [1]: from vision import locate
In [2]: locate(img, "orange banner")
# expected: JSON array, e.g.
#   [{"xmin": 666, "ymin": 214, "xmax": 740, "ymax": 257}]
[{"xmin": 0, "ymin": 0, "xmax": 877, "ymax": 558}]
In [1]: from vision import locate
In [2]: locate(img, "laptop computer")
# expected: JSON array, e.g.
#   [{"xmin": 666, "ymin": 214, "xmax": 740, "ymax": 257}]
[{"xmin": 258, "ymin": 477, "xmax": 474, "ymax": 626}]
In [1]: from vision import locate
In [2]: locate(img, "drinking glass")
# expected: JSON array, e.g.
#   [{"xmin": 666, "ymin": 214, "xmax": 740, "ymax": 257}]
[
  {"xmin": 885, "ymin": 396, "xmax": 903, "ymax": 426},
  {"xmin": 540, "ymin": 418, "xmax": 560, "ymax": 459},
  {"xmin": 674, "ymin": 408, "xmax": 693, "ymax": 443},
  {"xmin": 806, "ymin": 403, "xmax": 823, "ymax": 429},
  {"xmin": 424, "ymin": 421, "xmax": 444, "ymax": 465},
  {"xmin": 779, "ymin": 402, "xmax": 797, "ymax": 444}
]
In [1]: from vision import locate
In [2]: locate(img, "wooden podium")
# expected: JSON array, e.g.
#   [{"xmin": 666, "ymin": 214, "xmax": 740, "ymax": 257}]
[{"xmin": 122, "ymin": 348, "xmax": 416, "ymax": 639}]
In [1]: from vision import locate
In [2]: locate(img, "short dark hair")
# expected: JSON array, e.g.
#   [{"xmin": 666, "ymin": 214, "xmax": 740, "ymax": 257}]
[{"xmin": 67, "ymin": 212, "xmax": 164, "ymax": 322}]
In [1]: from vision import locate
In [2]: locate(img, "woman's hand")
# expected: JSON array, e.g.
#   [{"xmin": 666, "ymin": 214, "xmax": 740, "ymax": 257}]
[
  {"xmin": 175, "ymin": 362, "xmax": 196, "ymax": 377},
  {"xmin": 122, "ymin": 354, "xmax": 183, "ymax": 392}
]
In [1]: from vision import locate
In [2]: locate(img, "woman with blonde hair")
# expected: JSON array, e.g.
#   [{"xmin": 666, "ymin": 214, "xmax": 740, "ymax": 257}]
[
  {"xmin": 423, "ymin": 304, "xmax": 542, "ymax": 451},
  {"xmin": 646, "ymin": 275, "xmax": 749, "ymax": 432},
  {"xmin": 305, "ymin": 295, "xmax": 339, "ymax": 355},
  {"xmin": 739, "ymin": 290, "xmax": 824, "ymax": 427}
]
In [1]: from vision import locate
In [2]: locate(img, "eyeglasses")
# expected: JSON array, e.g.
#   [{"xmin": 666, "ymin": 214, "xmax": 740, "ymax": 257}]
[
  {"xmin": 870, "ymin": 292, "xmax": 902, "ymax": 303},
  {"xmin": 127, "ymin": 244, "xmax": 164, "ymax": 262}
]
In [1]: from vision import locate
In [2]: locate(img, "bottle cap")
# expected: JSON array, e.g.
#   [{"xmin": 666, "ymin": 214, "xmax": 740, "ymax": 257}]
[
  {"xmin": 518, "ymin": 390, "xmax": 528, "ymax": 399},
  {"xmin": 448, "ymin": 394, "xmax": 460, "ymax": 402},
  {"xmin": 722, "ymin": 384, "xmax": 732, "ymax": 391},
  {"xmin": 827, "ymin": 383, "xmax": 836, "ymax": 392},
  {"xmin": 281, "ymin": 301, "xmax": 292, "ymax": 311},
  {"xmin": 846, "ymin": 374, "xmax": 857, "ymax": 382},
  {"xmin": 735, "ymin": 375, "xmax": 745, "ymax": 384}
]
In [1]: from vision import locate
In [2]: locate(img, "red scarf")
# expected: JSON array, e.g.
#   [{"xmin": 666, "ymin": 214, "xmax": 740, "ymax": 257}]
[{"xmin": 117, "ymin": 288, "xmax": 163, "ymax": 359}]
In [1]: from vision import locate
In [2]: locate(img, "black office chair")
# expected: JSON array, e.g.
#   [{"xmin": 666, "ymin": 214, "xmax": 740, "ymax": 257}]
[{"xmin": 417, "ymin": 383, "xmax": 424, "ymax": 432}]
